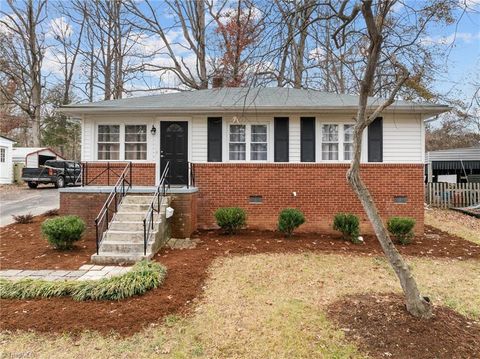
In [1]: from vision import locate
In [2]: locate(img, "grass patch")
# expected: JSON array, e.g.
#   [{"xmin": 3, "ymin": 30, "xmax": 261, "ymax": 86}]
[
  {"xmin": 0, "ymin": 260, "xmax": 166, "ymax": 301},
  {"xmin": 425, "ymin": 209, "xmax": 480, "ymax": 245},
  {"xmin": 0, "ymin": 253, "xmax": 478, "ymax": 358}
]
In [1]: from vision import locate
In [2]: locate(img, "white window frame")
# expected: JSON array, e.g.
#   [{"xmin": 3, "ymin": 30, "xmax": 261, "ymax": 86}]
[
  {"xmin": 321, "ymin": 124, "xmax": 339, "ymax": 161},
  {"xmin": 97, "ymin": 124, "xmax": 121, "ymax": 160},
  {"xmin": 319, "ymin": 123, "xmax": 356, "ymax": 162},
  {"xmin": 0, "ymin": 147, "xmax": 6, "ymax": 163},
  {"xmin": 343, "ymin": 124, "xmax": 355, "ymax": 161},
  {"xmin": 96, "ymin": 123, "xmax": 149, "ymax": 161},
  {"xmin": 227, "ymin": 123, "xmax": 270, "ymax": 162},
  {"xmin": 124, "ymin": 124, "xmax": 147, "ymax": 160}
]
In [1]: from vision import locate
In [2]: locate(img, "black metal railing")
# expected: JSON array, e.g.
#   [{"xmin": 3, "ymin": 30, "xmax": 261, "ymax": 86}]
[
  {"xmin": 143, "ymin": 161, "xmax": 170, "ymax": 256},
  {"xmin": 94, "ymin": 162, "xmax": 132, "ymax": 255},
  {"xmin": 82, "ymin": 161, "xmax": 132, "ymax": 186}
]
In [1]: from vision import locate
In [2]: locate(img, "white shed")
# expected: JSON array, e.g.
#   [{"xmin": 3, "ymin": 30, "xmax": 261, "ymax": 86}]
[
  {"xmin": 0, "ymin": 135, "xmax": 16, "ymax": 184},
  {"xmin": 12, "ymin": 147, "xmax": 65, "ymax": 168}
]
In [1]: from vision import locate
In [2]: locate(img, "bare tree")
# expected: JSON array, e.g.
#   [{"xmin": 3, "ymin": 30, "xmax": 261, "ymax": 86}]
[
  {"xmin": 126, "ymin": 0, "xmax": 209, "ymax": 90},
  {"xmin": 212, "ymin": 0, "xmax": 262, "ymax": 87},
  {"xmin": 0, "ymin": 0, "xmax": 47, "ymax": 146},
  {"xmin": 335, "ymin": 0, "xmax": 435, "ymax": 318}
]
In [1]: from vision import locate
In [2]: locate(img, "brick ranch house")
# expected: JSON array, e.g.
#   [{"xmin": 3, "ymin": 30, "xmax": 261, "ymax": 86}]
[{"xmin": 59, "ymin": 87, "xmax": 449, "ymax": 260}]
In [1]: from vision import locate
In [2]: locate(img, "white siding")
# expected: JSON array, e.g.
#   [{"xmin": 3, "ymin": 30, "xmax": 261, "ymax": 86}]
[
  {"xmin": 383, "ymin": 114, "xmax": 423, "ymax": 163},
  {"xmin": 191, "ymin": 117, "xmax": 208, "ymax": 162},
  {"xmin": 82, "ymin": 118, "xmax": 95, "ymax": 161},
  {"xmin": 0, "ymin": 137, "xmax": 14, "ymax": 184},
  {"xmin": 80, "ymin": 112, "xmax": 424, "ymax": 166},
  {"xmin": 289, "ymin": 116, "xmax": 301, "ymax": 162}
]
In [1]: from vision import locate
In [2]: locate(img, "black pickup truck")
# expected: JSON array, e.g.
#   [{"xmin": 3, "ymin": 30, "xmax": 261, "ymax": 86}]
[{"xmin": 22, "ymin": 160, "xmax": 81, "ymax": 189}]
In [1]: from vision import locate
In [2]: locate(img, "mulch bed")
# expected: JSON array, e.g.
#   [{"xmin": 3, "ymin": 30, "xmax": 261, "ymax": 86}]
[
  {"xmin": 327, "ymin": 293, "xmax": 480, "ymax": 359},
  {"xmin": 0, "ymin": 215, "xmax": 95, "ymax": 270},
  {"xmin": 0, "ymin": 216, "xmax": 479, "ymax": 335}
]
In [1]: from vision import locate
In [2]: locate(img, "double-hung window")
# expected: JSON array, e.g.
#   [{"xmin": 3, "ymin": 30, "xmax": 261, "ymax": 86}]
[
  {"xmin": 229, "ymin": 124, "xmax": 268, "ymax": 161},
  {"xmin": 229, "ymin": 124, "xmax": 246, "ymax": 160},
  {"xmin": 98, "ymin": 125, "xmax": 120, "ymax": 160},
  {"xmin": 125, "ymin": 125, "xmax": 147, "ymax": 160},
  {"xmin": 0, "ymin": 148, "xmax": 5, "ymax": 162},
  {"xmin": 343, "ymin": 124, "xmax": 354, "ymax": 161},
  {"xmin": 250, "ymin": 125, "xmax": 268, "ymax": 160},
  {"xmin": 321, "ymin": 124, "xmax": 339, "ymax": 160}
]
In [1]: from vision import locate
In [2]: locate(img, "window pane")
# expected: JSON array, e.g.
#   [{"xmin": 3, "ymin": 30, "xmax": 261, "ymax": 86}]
[
  {"xmin": 251, "ymin": 142, "xmax": 267, "ymax": 160},
  {"xmin": 344, "ymin": 124, "xmax": 354, "ymax": 142},
  {"xmin": 98, "ymin": 144, "xmax": 120, "ymax": 160},
  {"xmin": 125, "ymin": 143, "xmax": 147, "ymax": 160},
  {"xmin": 229, "ymin": 125, "xmax": 246, "ymax": 142},
  {"xmin": 98, "ymin": 125, "xmax": 120, "ymax": 142},
  {"xmin": 344, "ymin": 143, "xmax": 353, "ymax": 160},
  {"xmin": 125, "ymin": 125, "xmax": 146, "ymax": 142},
  {"xmin": 0, "ymin": 148, "xmax": 5, "ymax": 162},
  {"xmin": 229, "ymin": 143, "xmax": 246, "ymax": 160},
  {"xmin": 322, "ymin": 143, "xmax": 338, "ymax": 160},
  {"xmin": 322, "ymin": 124, "xmax": 338, "ymax": 142}
]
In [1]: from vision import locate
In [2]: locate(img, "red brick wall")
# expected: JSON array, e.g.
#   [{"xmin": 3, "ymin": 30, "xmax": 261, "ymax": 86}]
[
  {"xmin": 194, "ymin": 163, "xmax": 425, "ymax": 235},
  {"xmin": 169, "ymin": 192, "xmax": 198, "ymax": 238},
  {"xmin": 60, "ymin": 192, "xmax": 110, "ymax": 239},
  {"xmin": 83, "ymin": 162, "xmax": 156, "ymax": 186}
]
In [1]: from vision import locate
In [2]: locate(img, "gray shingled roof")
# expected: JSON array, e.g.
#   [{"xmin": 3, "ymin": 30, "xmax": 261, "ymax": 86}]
[{"xmin": 60, "ymin": 87, "xmax": 450, "ymax": 115}]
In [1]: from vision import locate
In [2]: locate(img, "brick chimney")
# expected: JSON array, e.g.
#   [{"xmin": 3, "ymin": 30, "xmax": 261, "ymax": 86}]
[{"xmin": 212, "ymin": 76, "xmax": 224, "ymax": 88}]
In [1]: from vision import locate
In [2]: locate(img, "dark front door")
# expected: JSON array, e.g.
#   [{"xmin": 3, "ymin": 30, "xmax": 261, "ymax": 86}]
[{"xmin": 161, "ymin": 121, "xmax": 188, "ymax": 185}]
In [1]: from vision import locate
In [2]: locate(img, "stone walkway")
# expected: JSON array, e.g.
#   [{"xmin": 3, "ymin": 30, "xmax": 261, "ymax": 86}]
[{"xmin": 0, "ymin": 264, "xmax": 132, "ymax": 281}]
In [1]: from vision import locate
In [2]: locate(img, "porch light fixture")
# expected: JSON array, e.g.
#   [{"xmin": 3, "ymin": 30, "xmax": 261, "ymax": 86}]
[{"xmin": 150, "ymin": 125, "xmax": 157, "ymax": 136}]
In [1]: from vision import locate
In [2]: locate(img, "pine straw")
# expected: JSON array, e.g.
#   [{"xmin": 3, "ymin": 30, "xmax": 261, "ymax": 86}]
[{"xmin": 0, "ymin": 261, "xmax": 166, "ymax": 301}]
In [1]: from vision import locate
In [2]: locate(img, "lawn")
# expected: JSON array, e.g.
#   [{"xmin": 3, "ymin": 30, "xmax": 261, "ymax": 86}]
[
  {"xmin": 425, "ymin": 208, "xmax": 480, "ymax": 245},
  {"xmin": 1, "ymin": 253, "xmax": 479, "ymax": 358}
]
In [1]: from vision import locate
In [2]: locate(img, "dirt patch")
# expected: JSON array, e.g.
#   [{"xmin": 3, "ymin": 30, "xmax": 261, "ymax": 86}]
[
  {"xmin": 327, "ymin": 293, "xmax": 480, "ymax": 359},
  {"xmin": 1, "ymin": 225, "xmax": 480, "ymax": 336},
  {"xmin": 0, "ymin": 214, "xmax": 94, "ymax": 270}
]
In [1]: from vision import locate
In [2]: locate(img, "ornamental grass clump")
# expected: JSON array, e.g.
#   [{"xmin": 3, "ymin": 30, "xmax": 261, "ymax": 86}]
[
  {"xmin": 278, "ymin": 208, "xmax": 305, "ymax": 237},
  {"xmin": 12, "ymin": 213, "xmax": 34, "ymax": 224},
  {"xmin": 214, "ymin": 207, "xmax": 246, "ymax": 234},
  {"xmin": 387, "ymin": 217, "xmax": 416, "ymax": 245},
  {"xmin": 0, "ymin": 260, "xmax": 166, "ymax": 301},
  {"xmin": 333, "ymin": 213, "xmax": 361, "ymax": 244},
  {"xmin": 41, "ymin": 215, "xmax": 86, "ymax": 249}
]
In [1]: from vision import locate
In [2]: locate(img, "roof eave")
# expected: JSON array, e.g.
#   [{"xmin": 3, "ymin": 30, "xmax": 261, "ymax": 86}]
[{"xmin": 59, "ymin": 105, "xmax": 451, "ymax": 117}]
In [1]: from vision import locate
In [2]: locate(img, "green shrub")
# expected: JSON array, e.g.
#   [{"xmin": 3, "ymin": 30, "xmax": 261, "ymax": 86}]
[
  {"xmin": 278, "ymin": 208, "xmax": 305, "ymax": 237},
  {"xmin": 0, "ymin": 260, "xmax": 166, "ymax": 301},
  {"xmin": 333, "ymin": 213, "xmax": 361, "ymax": 243},
  {"xmin": 214, "ymin": 207, "xmax": 246, "ymax": 234},
  {"xmin": 41, "ymin": 215, "xmax": 86, "ymax": 249},
  {"xmin": 387, "ymin": 217, "xmax": 416, "ymax": 245}
]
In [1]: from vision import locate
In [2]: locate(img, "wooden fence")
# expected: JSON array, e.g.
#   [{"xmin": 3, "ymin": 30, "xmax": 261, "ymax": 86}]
[{"xmin": 425, "ymin": 182, "xmax": 480, "ymax": 208}]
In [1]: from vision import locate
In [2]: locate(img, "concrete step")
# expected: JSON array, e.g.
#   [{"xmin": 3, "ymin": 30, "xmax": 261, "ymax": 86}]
[
  {"xmin": 118, "ymin": 203, "xmax": 151, "ymax": 212},
  {"xmin": 109, "ymin": 221, "xmax": 161, "ymax": 231},
  {"xmin": 104, "ymin": 230, "xmax": 157, "ymax": 242},
  {"xmin": 91, "ymin": 252, "xmax": 153, "ymax": 265},
  {"xmin": 113, "ymin": 212, "xmax": 152, "ymax": 222},
  {"xmin": 100, "ymin": 240, "xmax": 155, "ymax": 253},
  {"xmin": 122, "ymin": 195, "xmax": 154, "ymax": 205}
]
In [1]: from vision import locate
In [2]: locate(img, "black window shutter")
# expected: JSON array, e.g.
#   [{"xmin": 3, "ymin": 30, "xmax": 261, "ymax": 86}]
[
  {"xmin": 300, "ymin": 117, "xmax": 315, "ymax": 162},
  {"xmin": 207, "ymin": 117, "xmax": 222, "ymax": 162},
  {"xmin": 368, "ymin": 117, "xmax": 383, "ymax": 162},
  {"xmin": 274, "ymin": 117, "xmax": 289, "ymax": 162}
]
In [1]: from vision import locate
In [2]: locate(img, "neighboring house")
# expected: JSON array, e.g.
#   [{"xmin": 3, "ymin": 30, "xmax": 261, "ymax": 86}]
[
  {"xmin": 60, "ymin": 87, "xmax": 450, "ymax": 240},
  {"xmin": 425, "ymin": 146, "xmax": 480, "ymax": 183},
  {"xmin": 0, "ymin": 135, "xmax": 16, "ymax": 184},
  {"xmin": 12, "ymin": 147, "xmax": 65, "ymax": 167}
]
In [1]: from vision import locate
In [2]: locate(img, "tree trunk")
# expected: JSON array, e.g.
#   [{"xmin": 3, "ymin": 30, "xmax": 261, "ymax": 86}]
[{"xmin": 347, "ymin": 125, "xmax": 432, "ymax": 318}]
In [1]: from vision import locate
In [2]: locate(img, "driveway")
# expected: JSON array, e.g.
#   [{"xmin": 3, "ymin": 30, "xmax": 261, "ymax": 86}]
[{"xmin": 0, "ymin": 186, "xmax": 59, "ymax": 226}]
